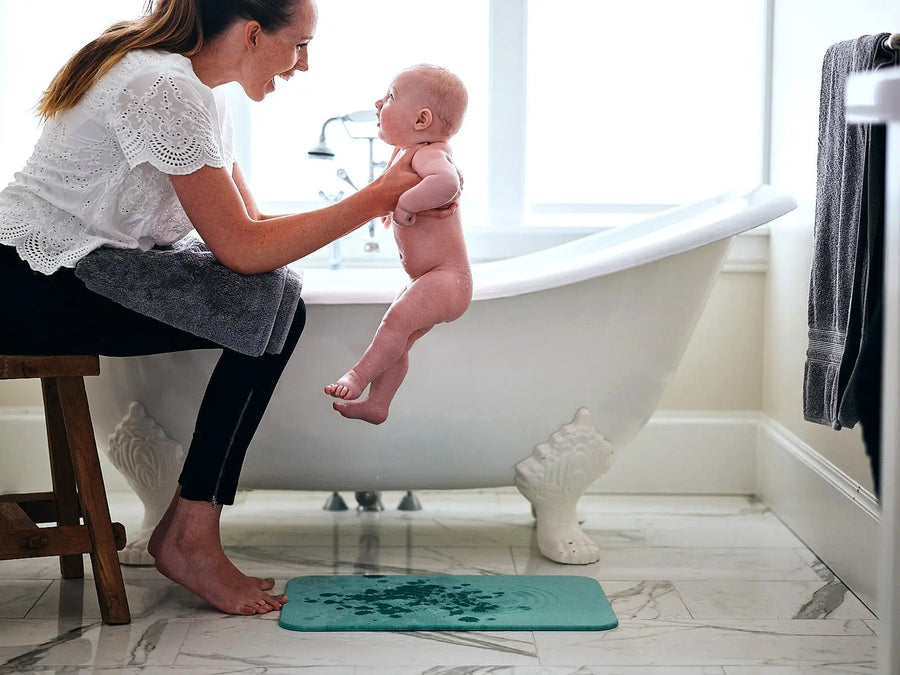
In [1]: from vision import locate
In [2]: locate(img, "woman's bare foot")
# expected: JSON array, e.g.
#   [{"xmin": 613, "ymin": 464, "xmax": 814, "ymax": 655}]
[
  {"xmin": 153, "ymin": 498, "xmax": 286, "ymax": 615},
  {"xmin": 333, "ymin": 398, "xmax": 389, "ymax": 425},
  {"xmin": 324, "ymin": 369, "xmax": 365, "ymax": 400},
  {"xmin": 149, "ymin": 490, "xmax": 276, "ymax": 592}
]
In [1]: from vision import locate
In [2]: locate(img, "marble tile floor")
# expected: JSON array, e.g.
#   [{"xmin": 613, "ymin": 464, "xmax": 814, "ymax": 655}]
[{"xmin": 0, "ymin": 490, "xmax": 879, "ymax": 674}]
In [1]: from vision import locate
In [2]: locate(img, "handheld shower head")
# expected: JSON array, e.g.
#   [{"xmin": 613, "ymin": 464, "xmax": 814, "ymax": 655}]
[
  {"xmin": 308, "ymin": 115, "xmax": 342, "ymax": 159},
  {"xmin": 307, "ymin": 142, "xmax": 335, "ymax": 159},
  {"xmin": 307, "ymin": 110, "xmax": 378, "ymax": 159}
]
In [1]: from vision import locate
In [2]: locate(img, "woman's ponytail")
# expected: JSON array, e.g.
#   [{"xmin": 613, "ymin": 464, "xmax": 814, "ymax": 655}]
[
  {"xmin": 37, "ymin": 0, "xmax": 202, "ymax": 119},
  {"xmin": 37, "ymin": 0, "xmax": 297, "ymax": 120}
]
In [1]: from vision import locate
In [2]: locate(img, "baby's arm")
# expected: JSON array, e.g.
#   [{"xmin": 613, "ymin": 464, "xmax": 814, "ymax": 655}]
[{"xmin": 393, "ymin": 144, "xmax": 461, "ymax": 227}]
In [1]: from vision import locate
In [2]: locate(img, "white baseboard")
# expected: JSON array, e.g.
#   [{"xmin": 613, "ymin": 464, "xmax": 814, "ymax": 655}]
[
  {"xmin": 0, "ymin": 407, "xmax": 762, "ymax": 496},
  {"xmin": 0, "ymin": 406, "xmax": 879, "ymax": 612},
  {"xmin": 592, "ymin": 410, "xmax": 760, "ymax": 494},
  {"xmin": 756, "ymin": 417, "xmax": 879, "ymax": 611}
]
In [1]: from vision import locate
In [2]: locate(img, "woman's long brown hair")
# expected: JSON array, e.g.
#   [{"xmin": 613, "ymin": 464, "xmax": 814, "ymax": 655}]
[{"xmin": 37, "ymin": 0, "xmax": 297, "ymax": 120}]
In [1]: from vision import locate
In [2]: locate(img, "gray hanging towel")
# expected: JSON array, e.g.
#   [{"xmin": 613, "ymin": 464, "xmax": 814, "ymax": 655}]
[
  {"xmin": 75, "ymin": 234, "xmax": 303, "ymax": 357},
  {"xmin": 803, "ymin": 33, "xmax": 897, "ymax": 429}
]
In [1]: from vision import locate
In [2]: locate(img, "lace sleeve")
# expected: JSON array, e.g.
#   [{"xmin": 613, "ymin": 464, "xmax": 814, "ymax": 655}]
[{"xmin": 112, "ymin": 69, "xmax": 228, "ymax": 175}]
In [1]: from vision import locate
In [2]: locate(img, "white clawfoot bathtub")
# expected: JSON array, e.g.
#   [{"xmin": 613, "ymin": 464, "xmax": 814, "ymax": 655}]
[{"xmin": 85, "ymin": 186, "xmax": 795, "ymax": 565}]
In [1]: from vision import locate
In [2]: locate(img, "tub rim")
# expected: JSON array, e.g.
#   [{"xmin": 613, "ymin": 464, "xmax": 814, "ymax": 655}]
[{"xmin": 295, "ymin": 184, "xmax": 796, "ymax": 305}]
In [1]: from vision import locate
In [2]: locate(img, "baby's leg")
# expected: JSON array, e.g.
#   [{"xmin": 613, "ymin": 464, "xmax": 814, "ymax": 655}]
[{"xmin": 325, "ymin": 272, "xmax": 464, "ymax": 401}]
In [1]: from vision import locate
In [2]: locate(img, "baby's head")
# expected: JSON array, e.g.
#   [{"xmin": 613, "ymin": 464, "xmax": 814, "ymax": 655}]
[{"xmin": 375, "ymin": 64, "xmax": 467, "ymax": 146}]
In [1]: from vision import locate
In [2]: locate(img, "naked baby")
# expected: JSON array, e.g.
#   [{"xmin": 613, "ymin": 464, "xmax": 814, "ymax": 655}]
[{"xmin": 325, "ymin": 64, "xmax": 471, "ymax": 424}]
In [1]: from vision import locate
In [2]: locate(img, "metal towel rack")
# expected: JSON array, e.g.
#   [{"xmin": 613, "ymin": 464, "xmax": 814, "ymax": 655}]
[{"xmin": 885, "ymin": 33, "xmax": 900, "ymax": 50}]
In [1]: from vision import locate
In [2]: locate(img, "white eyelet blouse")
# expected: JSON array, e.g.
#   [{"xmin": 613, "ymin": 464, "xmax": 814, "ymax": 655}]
[{"xmin": 0, "ymin": 49, "xmax": 234, "ymax": 275}]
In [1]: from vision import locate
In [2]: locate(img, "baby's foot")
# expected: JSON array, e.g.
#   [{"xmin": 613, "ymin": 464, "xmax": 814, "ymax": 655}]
[
  {"xmin": 324, "ymin": 370, "xmax": 365, "ymax": 400},
  {"xmin": 333, "ymin": 399, "xmax": 389, "ymax": 425}
]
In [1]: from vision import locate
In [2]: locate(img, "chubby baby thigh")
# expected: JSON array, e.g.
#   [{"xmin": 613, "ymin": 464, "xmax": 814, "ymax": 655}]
[{"xmin": 394, "ymin": 268, "xmax": 471, "ymax": 328}]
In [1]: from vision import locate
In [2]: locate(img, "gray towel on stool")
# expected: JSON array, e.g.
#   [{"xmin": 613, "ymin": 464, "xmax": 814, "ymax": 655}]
[
  {"xmin": 803, "ymin": 33, "xmax": 896, "ymax": 429},
  {"xmin": 75, "ymin": 235, "xmax": 303, "ymax": 357}
]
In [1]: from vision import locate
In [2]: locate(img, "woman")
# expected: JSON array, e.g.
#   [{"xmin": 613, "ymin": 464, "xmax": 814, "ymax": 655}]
[{"xmin": 0, "ymin": 0, "xmax": 442, "ymax": 615}]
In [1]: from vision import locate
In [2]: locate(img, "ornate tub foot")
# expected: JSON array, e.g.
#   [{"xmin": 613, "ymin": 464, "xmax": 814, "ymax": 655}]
[
  {"xmin": 105, "ymin": 402, "xmax": 185, "ymax": 566},
  {"xmin": 514, "ymin": 408, "xmax": 614, "ymax": 565}
]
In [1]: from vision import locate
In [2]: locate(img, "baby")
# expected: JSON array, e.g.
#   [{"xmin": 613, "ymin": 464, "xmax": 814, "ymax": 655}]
[{"xmin": 325, "ymin": 64, "xmax": 471, "ymax": 424}]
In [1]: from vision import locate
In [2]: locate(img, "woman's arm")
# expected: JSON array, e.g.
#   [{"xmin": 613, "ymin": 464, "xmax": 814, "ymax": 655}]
[{"xmin": 171, "ymin": 154, "xmax": 418, "ymax": 274}]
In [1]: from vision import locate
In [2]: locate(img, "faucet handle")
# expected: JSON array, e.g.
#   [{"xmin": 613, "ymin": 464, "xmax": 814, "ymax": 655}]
[
  {"xmin": 336, "ymin": 169, "xmax": 359, "ymax": 191},
  {"xmin": 318, "ymin": 190, "xmax": 344, "ymax": 204}
]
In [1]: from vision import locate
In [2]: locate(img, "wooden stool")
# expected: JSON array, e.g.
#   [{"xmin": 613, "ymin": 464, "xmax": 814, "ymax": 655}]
[{"xmin": 0, "ymin": 355, "xmax": 130, "ymax": 625}]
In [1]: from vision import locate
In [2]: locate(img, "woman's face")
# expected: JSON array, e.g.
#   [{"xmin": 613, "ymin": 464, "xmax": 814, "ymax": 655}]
[{"xmin": 244, "ymin": 0, "xmax": 318, "ymax": 101}]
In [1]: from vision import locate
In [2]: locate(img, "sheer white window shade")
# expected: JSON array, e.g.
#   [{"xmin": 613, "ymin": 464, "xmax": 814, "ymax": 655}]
[{"xmin": 525, "ymin": 0, "xmax": 767, "ymax": 215}]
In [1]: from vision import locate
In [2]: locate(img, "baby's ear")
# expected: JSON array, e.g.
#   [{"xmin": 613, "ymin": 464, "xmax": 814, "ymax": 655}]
[{"xmin": 414, "ymin": 108, "xmax": 433, "ymax": 130}]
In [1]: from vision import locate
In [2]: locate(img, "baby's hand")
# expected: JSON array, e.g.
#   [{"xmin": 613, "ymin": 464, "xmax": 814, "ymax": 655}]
[
  {"xmin": 416, "ymin": 165, "xmax": 462, "ymax": 219},
  {"xmin": 392, "ymin": 207, "xmax": 416, "ymax": 227}
]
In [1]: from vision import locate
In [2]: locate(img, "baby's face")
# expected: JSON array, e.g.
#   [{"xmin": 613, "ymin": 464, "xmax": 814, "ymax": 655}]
[{"xmin": 374, "ymin": 70, "xmax": 430, "ymax": 146}]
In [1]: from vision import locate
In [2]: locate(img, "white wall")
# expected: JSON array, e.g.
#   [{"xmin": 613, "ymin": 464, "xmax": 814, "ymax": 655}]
[
  {"xmin": 661, "ymin": 271, "xmax": 765, "ymax": 411},
  {"xmin": 765, "ymin": 0, "xmax": 900, "ymax": 493}
]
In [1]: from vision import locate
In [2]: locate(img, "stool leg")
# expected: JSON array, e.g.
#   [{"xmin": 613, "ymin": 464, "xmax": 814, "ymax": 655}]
[
  {"xmin": 56, "ymin": 376, "xmax": 131, "ymax": 625},
  {"xmin": 41, "ymin": 377, "xmax": 84, "ymax": 579}
]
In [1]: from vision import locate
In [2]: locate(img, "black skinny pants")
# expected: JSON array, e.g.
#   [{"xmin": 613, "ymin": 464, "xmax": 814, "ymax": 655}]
[
  {"xmin": 1, "ymin": 244, "xmax": 306, "ymax": 505},
  {"xmin": 854, "ymin": 299, "xmax": 883, "ymax": 498}
]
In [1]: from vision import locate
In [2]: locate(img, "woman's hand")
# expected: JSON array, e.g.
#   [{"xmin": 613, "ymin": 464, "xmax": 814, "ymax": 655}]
[{"xmin": 365, "ymin": 150, "xmax": 420, "ymax": 215}]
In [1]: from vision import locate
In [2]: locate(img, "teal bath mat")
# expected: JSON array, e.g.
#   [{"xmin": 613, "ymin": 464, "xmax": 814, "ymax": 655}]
[{"xmin": 279, "ymin": 574, "xmax": 618, "ymax": 632}]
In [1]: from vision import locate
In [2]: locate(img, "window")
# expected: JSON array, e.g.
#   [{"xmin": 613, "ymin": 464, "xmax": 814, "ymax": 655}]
[{"xmin": 1, "ymin": 1, "xmax": 767, "ymax": 236}]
